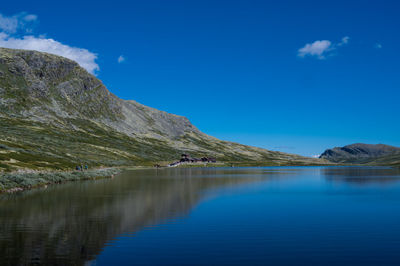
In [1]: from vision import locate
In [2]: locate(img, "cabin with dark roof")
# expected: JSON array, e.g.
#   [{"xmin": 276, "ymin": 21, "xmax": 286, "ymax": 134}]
[{"xmin": 172, "ymin": 153, "xmax": 216, "ymax": 166}]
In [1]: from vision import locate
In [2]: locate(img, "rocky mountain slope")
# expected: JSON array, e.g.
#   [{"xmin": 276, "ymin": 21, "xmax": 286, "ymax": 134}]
[
  {"xmin": 320, "ymin": 143, "xmax": 400, "ymax": 165},
  {"xmin": 0, "ymin": 47, "xmax": 328, "ymax": 171}
]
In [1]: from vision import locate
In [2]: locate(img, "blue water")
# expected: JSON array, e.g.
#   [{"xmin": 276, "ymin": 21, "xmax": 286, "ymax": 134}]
[{"xmin": 2, "ymin": 167, "xmax": 400, "ymax": 265}]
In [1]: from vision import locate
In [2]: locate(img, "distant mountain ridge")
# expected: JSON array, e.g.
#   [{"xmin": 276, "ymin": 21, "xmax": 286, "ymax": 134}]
[
  {"xmin": 0, "ymin": 47, "xmax": 327, "ymax": 171},
  {"xmin": 320, "ymin": 143, "xmax": 400, "ymax": 165}
]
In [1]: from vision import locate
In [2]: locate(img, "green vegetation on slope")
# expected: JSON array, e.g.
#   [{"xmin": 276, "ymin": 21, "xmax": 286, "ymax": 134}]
[
  {"xmin": 0, "ymin": 168, "xmax": 120, "ymax": 192},
  {"xmin": 0, "ymin": 117, "xmax": 185, "ymax": 172},
  {"xmin": 0, "ymin": 116, "xmax": 330, "ymax": 172},
  {"xmin": 0, "ymin": 47, "xmax": 331, "ymax": 173},
  {"xmin": 368, "ymin": 153, "xmax": 400, "ymax": 167}
]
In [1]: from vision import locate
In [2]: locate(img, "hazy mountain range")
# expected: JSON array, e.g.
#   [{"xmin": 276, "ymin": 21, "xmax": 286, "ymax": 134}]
[
  {"xmin": 0, "ymin": 47, "xmax": 328, "ymax": 171},
  {"xmin": 320, "ymin": 143, "xmax": 400, "ymax": 166}
]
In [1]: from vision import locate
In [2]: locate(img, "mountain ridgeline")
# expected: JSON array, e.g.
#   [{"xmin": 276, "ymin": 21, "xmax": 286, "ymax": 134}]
[
  {"xmin": 320, "ymin": 143, "xmax": 400, "ymax": 165},
  {"xmin": 0, "ymin": 48, "xmax": 327, "ymax": 171}
]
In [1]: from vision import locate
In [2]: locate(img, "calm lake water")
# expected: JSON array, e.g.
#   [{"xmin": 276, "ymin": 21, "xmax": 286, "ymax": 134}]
[{"xmin": 2, "ymin": 166, "xmax": 400, "ymax": 265}]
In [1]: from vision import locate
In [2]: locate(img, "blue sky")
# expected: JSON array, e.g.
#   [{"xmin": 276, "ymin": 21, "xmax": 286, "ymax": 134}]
[{"xmin": 1, "ymin": 0, "xmax": 399, "ymax": 156}]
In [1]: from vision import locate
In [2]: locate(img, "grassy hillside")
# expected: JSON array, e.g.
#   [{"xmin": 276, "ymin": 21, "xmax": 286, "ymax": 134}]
[
  {"xmin": 0, "ymin": 116, "xmax": 181, "ymax": 171},
  {"xmin": 0, "ymin": 48, "xmax": 330, "ymax": 172},
  {"xmin": 0, "ymin": 116, "xmax": 330, "ymax": 172},
  {"xmin": 368, "ymin": 153, "xmax": 400, "ymax": 167}
]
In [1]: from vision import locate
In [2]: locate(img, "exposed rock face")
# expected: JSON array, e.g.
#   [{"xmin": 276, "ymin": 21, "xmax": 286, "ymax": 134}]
[
  {"xmin": 0, "ymin": 47, "xmax": 327, "ymax": 171},
  {"xmin": 320, "ymin": 143, "xmax": 400, "ymax": 163},
  {"xmin": 0, "ymin": 47, "xmax": 197, "ymax": 139}
]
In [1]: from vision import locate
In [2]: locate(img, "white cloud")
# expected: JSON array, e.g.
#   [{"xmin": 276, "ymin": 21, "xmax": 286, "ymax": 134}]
[
  {"xmin": 0, "ymin": 12, "xmax": 99, "ymax": 74},
  {"xmin": 118, "ymin": 55, "xmax": 125, "ymax": 63},
  {"xmin": 298, "ymin": 36, "xmax": 350, "ymax": 59},
  {"xmin": 0, "ymin": 12, "xmax": 37, "ymax": 34},
  {"xmin": 298, "ymin": 40, "xmax": 332, "ymax": 59},
  {"xmin": 375, "ymin": 43, "xmax": 382, "ymax": 49},
  {"xmin": 0, "ymin": 14, "xmax": 19, "ymax": 33},
  {"xmin": 311, "ymin": 154, "xmax": 320, "ymax": 158},
  {"xmin": 0, "ymin": 33, "xmax": 99, "ymax": 74}
]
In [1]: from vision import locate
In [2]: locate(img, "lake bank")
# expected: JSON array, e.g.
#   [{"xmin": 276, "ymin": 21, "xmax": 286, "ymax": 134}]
[
  {"xmin": 2, "ymin": 160, "xmax": 396, "ymax": 193},
  {"xmin": 0, "ymin": 168, "xmax": 122, "ymax": 193},
  {"xmin": 0, "ymin": 162, "xmax": 303, "ymax": 193}
]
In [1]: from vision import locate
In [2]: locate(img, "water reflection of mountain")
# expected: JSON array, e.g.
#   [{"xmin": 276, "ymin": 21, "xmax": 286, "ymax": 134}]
[
  {"xmin": 322, "ymin": 167, "xmax": 400, "ymax": 185},
  {"xmin": 0, "ymin": 168, "xmax": 267, "ymax": 265}
]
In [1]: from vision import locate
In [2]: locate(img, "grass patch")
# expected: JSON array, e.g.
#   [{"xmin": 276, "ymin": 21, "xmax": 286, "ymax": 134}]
[{"xmin": 0, "ymin": 168, "xmax": 120, "ymax": 192}]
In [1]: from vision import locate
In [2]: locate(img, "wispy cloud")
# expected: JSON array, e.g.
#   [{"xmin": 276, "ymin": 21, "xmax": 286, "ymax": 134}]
[
  {"xmin": 0, "ymin": 12, "xmax": 99, "ymax": 74},
  {"xmin": 23, "ymin": 14, "xmax": 37, "ymax": 22},
  {"xmin": 0, "ymin": 12, "xmax": 38, "ymax": 34},
  {"xmin": 117, "ymin": 55, "xmax": 125, "ymax": 63},
  {"xmin": 337, "ymin": 36, "xmax": 350, "ymax": 46},
  {"xmin": 298, "ymin": 36, "xmax": 350, "ymax": 59},
  {"xmin": 375, "ymin": 43, "xmax": 382, "ymax": 49}
]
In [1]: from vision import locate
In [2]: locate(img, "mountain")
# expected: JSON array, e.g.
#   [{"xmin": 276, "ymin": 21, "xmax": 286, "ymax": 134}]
[
  {"xmin": 0, "ymin": 47, "xmax": 327, "ymax": 171},
  {"xmin": 320, "ymin": 143, "xmax": 400, "ymax": 165}
]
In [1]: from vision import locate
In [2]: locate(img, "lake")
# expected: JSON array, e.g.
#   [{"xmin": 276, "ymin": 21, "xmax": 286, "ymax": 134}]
[{"xmin": 1, "ymin": 166, "xmax": 400, "ymax": 265}]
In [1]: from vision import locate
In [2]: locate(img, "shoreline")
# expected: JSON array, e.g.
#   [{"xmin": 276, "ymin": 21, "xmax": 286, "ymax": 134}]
[
  {"xmin": 2, "ymin": 163, "xmax": 396, "ymax": 194},
  {"xmin": 0, "ymin": 167, "xmax": 122, "ymax": 194},
  {"xmin": 0, "ymin": 162, "xmax": 318, "ymax": 193}
]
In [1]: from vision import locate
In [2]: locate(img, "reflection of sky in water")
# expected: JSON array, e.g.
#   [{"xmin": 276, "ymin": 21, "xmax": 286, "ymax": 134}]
[
  {"xmin": 322, "ymin": 166, "xmax": 400, "ymax": 186},
  {"xmin": 2, "ymin": 167, "xmax": 400, "ymax": 265}
]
